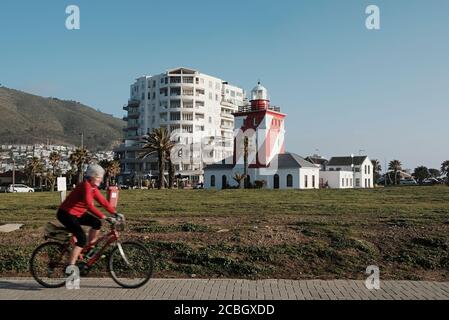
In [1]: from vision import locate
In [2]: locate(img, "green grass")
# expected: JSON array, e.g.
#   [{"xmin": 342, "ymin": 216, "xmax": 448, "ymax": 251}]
[{"xmin": 1, "ymin": 186, "xmax": 449, "ymax": 280}]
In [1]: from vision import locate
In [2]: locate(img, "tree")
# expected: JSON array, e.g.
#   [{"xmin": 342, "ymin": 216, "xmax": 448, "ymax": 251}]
[
  {"xmin": 49, "ymin": 151, "xmax": 61, "ymax": 191},
  {"xmin": 388, "ymin": 160, "xmax": 402, "ymax": 185},
  {"xmin": 429, "ymin": 168, "xmax": 441, "ymax": 179},
  {"xmin": 99, "ymin": 159, "xmax": 121, "ymax": 188},
  {"xmin": 371, "ymin": 159, "xmax": 382, "ymax": 184},
  {"xmin": 233, "ymin": 173, "xmax": 247, "ymax": 189},
  {"xmin": 69, "ymin": 148, "xmax": 91, "ymax": 184},
  {"xmin": 139, "ymin": 128, "xmax": 175, "ymax": 190},
  {"xmin": 413, "ymin": 166, "xmax": 430, "ymax": 184},
  {"xmin": 65, "ymin": 168, "xmax": 77, "ymax": 187},
  {"xmin": 441, "ymin": 160, "xmax": 449, "ymax": 186},
  {"xmin": 25, "ymin": 157, "xmax": 44, "ymax": 187}
]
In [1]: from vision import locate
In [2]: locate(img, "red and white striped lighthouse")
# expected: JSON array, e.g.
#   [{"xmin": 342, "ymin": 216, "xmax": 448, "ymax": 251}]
[{"xmin": 233, "ymin": 82, "xmax": 286, "ymax": 168}]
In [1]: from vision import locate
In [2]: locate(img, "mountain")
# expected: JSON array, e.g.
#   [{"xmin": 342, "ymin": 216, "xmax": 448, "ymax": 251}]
[{"xmin": 0, "ymin": 87, "xmax": 125, "ymax": 151}]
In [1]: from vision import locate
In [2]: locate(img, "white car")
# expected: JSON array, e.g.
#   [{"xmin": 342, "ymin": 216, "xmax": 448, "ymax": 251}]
[{"xmin": 7, "ymin": 184, "xmax": 35, "ymax": 193}]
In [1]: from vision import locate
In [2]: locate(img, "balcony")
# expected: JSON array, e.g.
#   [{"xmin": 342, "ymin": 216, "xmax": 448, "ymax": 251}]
[
  {"xmin": 127, "ymin": 111, "xmax": 140, "ymax": 119},
  {"xmin": 220, "ymin": 123, "xmax": 234, "ymax": 130},
  {"xmin": 221, "ymin": 112, "xmax": 234, "ymax": 119},
  {"xmin": 127, "ymin": 100, "xmax": 140, "ymax": 108}
]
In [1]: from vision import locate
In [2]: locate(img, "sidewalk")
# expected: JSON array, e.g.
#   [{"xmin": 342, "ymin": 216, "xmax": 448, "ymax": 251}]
[{"xmin": 1, "ymin": 278, "xmax": 449, "ymax": 300}]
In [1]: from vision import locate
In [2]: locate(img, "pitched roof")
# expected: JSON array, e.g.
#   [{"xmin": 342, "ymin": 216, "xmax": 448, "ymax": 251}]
[
  {"xmin": 204, "ymin": 153, "xmax": 317, "ymax": 170},
  {"xmin": 327, "ymin": 156, "xmax": 368, "ymax": 166},
  {"xmin": 276, "ymin": 153, "xmax": 317, "ymax": 169}
]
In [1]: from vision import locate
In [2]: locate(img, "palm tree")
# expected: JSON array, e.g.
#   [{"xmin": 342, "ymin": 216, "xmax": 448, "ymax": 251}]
[
  {"xmin": 388, "ymin": 160, "xmax": 402, "ymax": 185},
  {"xmin": 99, "ymin": 159, "xmax": 121, "ymax": 188},
  {"xmin": 49, "ymin": 151, "xmax": 61, "ymax": 191},
  {"xmin": 441, "ymin": 160, "xmax": 449, "ymax": 186},
  {"xmin": 233, "ymin": 173, "xmax": 247, "ymax": 189},
  {"xmin": 25, "ymin": 157, "xmax": 44, "ymax": 187},
  {"xmin": 139, "ymin": 128, "xmax": 175, "ymax": 190},
  {"xmin": 69, "ymin": 148, "xmax": 90, "ymax": 184}
]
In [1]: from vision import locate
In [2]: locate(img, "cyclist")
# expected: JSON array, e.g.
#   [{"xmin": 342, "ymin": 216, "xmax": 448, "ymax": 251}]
[{"xmin": 56, "ymin": 164, "xmax": 117, "ymax": 270}]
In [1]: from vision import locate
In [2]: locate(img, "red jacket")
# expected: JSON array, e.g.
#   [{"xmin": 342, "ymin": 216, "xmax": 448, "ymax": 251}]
[{"xmin": 60, "ymin": 181, "xmax": 116, "ymax": 219}]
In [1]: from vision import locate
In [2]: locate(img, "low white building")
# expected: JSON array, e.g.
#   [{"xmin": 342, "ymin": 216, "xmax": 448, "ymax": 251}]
[
  {"xmin": 204, "ymin": 153, "xmax": 319, "ymax": 190},
  {"xmin": 322, "ymin": 156, "xmax": 374, "ymax": 188}
]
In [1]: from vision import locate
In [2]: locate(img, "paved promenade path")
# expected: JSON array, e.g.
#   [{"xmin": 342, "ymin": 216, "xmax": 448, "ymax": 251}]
[{"xmin": 1, "ymin": 278, "xmax": 449, "ymax": 300}]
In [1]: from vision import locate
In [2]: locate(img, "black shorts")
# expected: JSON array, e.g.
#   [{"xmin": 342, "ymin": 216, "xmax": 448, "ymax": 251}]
[{"xmin": 56, "ymin": 209, "xmax": 102, "ymax": 248}]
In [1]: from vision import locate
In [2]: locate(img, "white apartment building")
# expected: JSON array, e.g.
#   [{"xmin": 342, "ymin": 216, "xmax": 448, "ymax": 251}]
[{"xmin": 114, "ymin": 67, "xmax": 246, "ymax": 185}]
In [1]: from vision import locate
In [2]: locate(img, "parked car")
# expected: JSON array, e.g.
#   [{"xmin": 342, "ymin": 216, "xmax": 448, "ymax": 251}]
[
  {"xmin": 7, "ymin": 184, "xmax": 35, "ymax": 193},
  {"xmin": 422, "ymin": 178, "xmax": 440, "ymax": 186},
  {"xmin": 399, "ymin": 179, "xmax": 417, "ymax": 186}
]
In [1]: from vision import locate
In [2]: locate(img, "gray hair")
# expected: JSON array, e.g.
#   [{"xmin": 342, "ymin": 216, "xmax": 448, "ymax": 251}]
[{"xmin": 85, "ymin": 164, "xmax": 105, "ymax": 178}]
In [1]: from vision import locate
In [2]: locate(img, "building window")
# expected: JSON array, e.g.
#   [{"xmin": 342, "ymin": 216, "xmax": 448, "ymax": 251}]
[
  {"xmin": 312, "ymin": 175, "xmax": 316, "ymax": 188},
  {"xmin": 286, "ymin": 174, "xmax": 293, "ymax": 187},
  {"xmin": 365, "ymin": 179, "xmax": 367, "ymax": 187},
  {"xmin": 305, "ymin": 175, "xmax": 308, "ymax": 188},
  {"xmin": 350, "ymin": 178, "xmax": 353, "ymax": 187},
  {"xmin": 342, "ymin": 178, "xmax": 345, "ymax": 187},
  {"xmin": 368, "ymin": 166, "xmax": 371, "ymax": 175},
  {"xmin": 210, "ymin": 175, "xmax": 215, "ymax": 187},
  {"xmin": 346, "ymin": 178, "xmax": 349, "ymax": 186},
  {"xmin": 356, "ymin": 178, "xmax": 360, "ymax": 187},
  {"xmin": 368, "ymin": 179, "xmax": 371, "ymax": 187}
]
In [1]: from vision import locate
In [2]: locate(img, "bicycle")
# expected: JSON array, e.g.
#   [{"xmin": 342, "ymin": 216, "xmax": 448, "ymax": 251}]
[{"xmin": 30, "ymin": 214, "xmax": 154, "ymax": 289}]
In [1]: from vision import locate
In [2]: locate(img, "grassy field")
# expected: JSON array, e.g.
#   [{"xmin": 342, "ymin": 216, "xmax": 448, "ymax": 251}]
[{"xmin": 1, "ymin": 186, "xmax": 449, "ymax": 281}]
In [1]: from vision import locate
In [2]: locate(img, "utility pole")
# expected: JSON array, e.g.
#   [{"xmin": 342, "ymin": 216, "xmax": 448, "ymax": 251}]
[{"xmin": 81, "ymin": 132, "xmax": 84, "ymax": 149}]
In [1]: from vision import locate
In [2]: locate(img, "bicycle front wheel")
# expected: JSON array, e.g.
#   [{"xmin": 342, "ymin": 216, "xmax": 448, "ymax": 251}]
[
  {"xmin": 30, "ymin": 242, "xmax": 69, "ymax": 288},
  {"xmin": 108, "ymin": 241, "xmax": 154, "ymax": 288}
]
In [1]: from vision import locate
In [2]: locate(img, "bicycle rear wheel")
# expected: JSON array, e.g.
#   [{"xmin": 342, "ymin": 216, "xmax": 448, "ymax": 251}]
[
  {"xmin": 108, "ymin": 241, "xmax": 154, "ymax": 288},
  {"xmin": 30, "ymin": 242, "xmax": 69, "ymax": 288}
]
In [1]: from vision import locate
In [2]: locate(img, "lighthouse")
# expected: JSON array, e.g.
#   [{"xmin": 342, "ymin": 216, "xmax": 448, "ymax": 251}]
[
  {"xmin": 233, "ymin": 82, "xmax": 286, "ymax": 168},
  {"xmin": 204, "ymin": 82, "xmax": 319, "ymax": 190}
]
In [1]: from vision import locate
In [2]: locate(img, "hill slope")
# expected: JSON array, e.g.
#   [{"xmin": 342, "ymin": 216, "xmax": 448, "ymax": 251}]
[{"xmin": 0, "ymin": 87, "xmax": 125, "ymax": 150}]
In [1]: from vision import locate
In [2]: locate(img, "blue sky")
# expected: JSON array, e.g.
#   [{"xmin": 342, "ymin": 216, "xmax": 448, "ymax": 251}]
[{"xmin": 1, "ymin": 0, "xmax": 448, "ymax": 171}]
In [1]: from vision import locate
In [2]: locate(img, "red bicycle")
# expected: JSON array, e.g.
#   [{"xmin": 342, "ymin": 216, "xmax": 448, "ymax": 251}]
[{"xmin": 30, "ymin": 214, "xmax": 154, "ymax": 288}]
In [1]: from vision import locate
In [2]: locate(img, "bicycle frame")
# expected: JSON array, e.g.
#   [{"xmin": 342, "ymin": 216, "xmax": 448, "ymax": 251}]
[{"xmin": 67, "ymin": 226, "xmax": 120, "ymax": 268}]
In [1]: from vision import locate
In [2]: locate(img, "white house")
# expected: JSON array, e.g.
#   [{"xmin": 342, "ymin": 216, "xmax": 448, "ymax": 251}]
[{"xmin": 322, "ymin": 156, "xmax": 374, "ymax": 188}]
